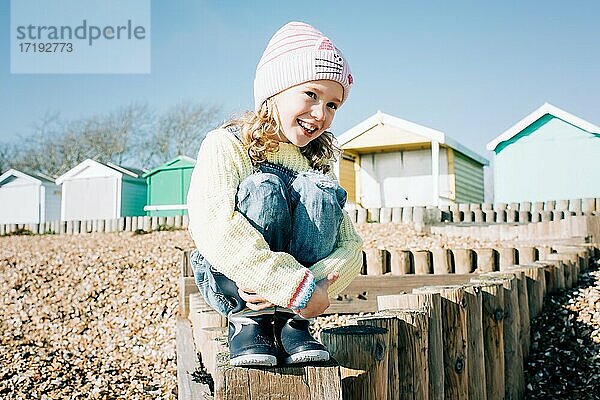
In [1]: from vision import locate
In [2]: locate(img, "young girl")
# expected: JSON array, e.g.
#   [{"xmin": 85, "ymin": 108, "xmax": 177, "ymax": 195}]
[{"xmin": 187, "ymin": 21, "xmax": 363, "ymax": 367}]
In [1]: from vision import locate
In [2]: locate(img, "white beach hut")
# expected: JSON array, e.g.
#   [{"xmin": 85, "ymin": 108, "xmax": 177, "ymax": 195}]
[
  {"xmin": 55, "ymin": 159, "xmax": 147, "ymax": 221},
  {"xmin": 335, "ymin": 111, "xmax": 489, "ymax": 208},
  {"xmin": 0, "ymin": 169, "xmax": 61, "ymax": 224}
]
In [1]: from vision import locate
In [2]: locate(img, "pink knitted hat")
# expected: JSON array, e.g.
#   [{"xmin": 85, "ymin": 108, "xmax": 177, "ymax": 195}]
[{"xmin": 254, "ymin": 21, "xmax": 353, "ymax": 111}]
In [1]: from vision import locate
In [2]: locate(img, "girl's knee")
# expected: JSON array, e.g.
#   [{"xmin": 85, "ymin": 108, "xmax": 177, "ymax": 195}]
[
  {"xmin": 237, "ymin": 172, "xmax": 288, "ymax": 202},
  {"xmin": 236, "ymin": 172, "xmax": 291, "ymax": 224},
  {"xmin": 292, "ymin": 172, "xmax": 347, "ymax": 207}
]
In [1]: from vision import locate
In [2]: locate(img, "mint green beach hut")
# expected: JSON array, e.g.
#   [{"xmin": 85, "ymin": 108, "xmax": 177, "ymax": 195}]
[
  {"xmin": 143, "ymin": 155, "xmax": 196, "ymax": 216},
  {"xmin": 487, "ymin": 103, "xmax": 600, "ymax": 203}
]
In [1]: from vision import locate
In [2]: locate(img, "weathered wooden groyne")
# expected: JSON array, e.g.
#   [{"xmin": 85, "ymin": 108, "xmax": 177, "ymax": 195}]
[{"xmin": 177, "ymin": 214, "xmax": 600, "ymax": 399}]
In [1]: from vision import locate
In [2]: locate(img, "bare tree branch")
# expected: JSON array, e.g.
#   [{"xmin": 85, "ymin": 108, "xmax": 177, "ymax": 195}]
[{"xmin": 4, "ymin": 101, "xmax": 222, "ymax": 177}]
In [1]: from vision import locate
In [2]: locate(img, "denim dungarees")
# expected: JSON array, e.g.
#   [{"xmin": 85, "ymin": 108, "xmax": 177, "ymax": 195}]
[{"xmin": 190, "ymin": 127, "xmax": 347, "ymax": 315}]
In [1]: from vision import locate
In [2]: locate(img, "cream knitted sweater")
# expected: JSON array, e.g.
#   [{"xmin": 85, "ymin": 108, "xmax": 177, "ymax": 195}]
[{"xmin": 187, "ymin": 128, "xmax": 363, "ymax": 309}]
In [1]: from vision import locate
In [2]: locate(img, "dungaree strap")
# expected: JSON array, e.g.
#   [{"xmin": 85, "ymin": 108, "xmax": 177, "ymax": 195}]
[{"xmin": 226, "ymin": 125, "xmax": 298, "ymax": 184}]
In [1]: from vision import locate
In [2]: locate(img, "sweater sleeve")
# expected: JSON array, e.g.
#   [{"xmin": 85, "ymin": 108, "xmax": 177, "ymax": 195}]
[
  {"xmin": 308, "ymin": 170, "xmax": 364, "ymax": 297},
  {"xmin": 186, "ymin": 130, "xmax": 315, "ymax": 309}
]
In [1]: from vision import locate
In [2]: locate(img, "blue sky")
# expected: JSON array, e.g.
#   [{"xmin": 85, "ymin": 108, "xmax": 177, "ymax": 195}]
[{"xmin": 1, "ymin": 0, "xmax": 599, "ymax": 161}]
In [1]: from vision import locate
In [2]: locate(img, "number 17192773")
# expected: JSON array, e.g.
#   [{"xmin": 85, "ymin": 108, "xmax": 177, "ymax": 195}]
[{"xmin": 19, "ymin": 42, "xmax": 73, "ymax": 52}]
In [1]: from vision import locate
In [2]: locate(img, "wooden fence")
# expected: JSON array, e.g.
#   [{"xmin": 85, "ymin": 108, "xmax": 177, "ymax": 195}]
[
  {"xmin": 346, "ymin": 197, "xmax": 600, "ymax": 224},
  {"xmin": 177, "ymin": 238, "xmax": 598, "ymax": 399},
  {"xmin": 2, "ymin": 197, "xmax": 599, "ymax": 236},
  {"xmin": 0, "ymin": 215, "xmax": 189, "ymax": 235}
]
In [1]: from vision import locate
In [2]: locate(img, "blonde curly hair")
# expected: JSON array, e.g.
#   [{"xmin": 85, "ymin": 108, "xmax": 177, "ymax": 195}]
[{"xmin": 223, "ymin": 98, "xmax": 342, "ymax": 174}]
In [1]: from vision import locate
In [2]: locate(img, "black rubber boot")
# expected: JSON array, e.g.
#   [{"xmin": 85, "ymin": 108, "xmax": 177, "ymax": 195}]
[
  {"xmin": 212, "ymin": 270, "xmax": 278, "ymax": 366},
  {"xmin": 274, "ymin": 309, "xmax": 330, "ymax": 364},
  {"xmin": 228, "ymin": 310, "xmax": 277, "ymax": 366}
]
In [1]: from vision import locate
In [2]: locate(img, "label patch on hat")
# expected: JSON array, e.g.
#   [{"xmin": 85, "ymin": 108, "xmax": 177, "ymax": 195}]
[{"xmin": 314, "ymin": 38, "xmax": 343, "ymax": 77}]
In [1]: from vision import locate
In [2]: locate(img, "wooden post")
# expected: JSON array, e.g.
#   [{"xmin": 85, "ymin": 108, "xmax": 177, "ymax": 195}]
[
  {"xmin": 65, "ymin": 220, "xmax": 73, "ymax": 235},
  {"xmin": 484, "ymin": 209, "xmax": 496, "ymax": 223},
  {"xmin": 476, "ymin": 282, "xmax": 505, "ymax": 400},
  {"xmin": 174, "ymin": 214, "xmax": 183, "ymax": 228},
  {"xmin": 212, "ymin": 352, "xmax": 343, "ymax": 400},
  {"xmin": 380, "ymin": 207, "xmax": 392, "ymax": 223},
  {"xmin": 390, "ymin": 249, "xmax": 412, "ymax": 275},
  {"xmin": 356, "ymin": 316, "xmax": 400, "ymax": 400},
  {"xmin": 548, "ymin": 250, "xmax": 589, "ymax": 286},
  {"xmin": 474, "ymin": 248, "xmax": 496, "ymax": 273},
  {"xmin": 376, "ymin": 293, "xmax": 444, "ymax": 400},
  {"xmin": 451, "ymin": 208, "xmax": 462, "ymax": 223},
  {"xmin": 509, "ymin": 265, "xmax": 545, "ymax": 319},
  {"xmin": 402, "ymin": 207, "xmax": 414, "ymax": 223},
  {"xmin": 452, "ymin": 249, "xmax": 473, "ymax": 274},
  {"xmin": 516, "ymin": 246, "xmax": 536, "ymax": 264},
  {"xmin": 158, "ymin": 216, "xmax": 167, "ymax": 227},
  {"xmin": 179, "ymin": 276, "xmax": 199, "ymax": 317},
  {"xmin": 518, "ymin": 210, "xmax": 531, "ymax": 223},
  {"xmin": 536, "ymin": 246, "xmax": 552, "ymax": 261},
  {"xmin": 498, "ymin": 247, "xmax": 516, "ymax": 271},
  {"xmin": 504, "ymin": 268, "xmax": 531, "ymax": 360},
  {"xmin": 143, "ymin": 216, "xmax": 151, "ymax": 231},
  {"xmin": 167, "ymin": 216, "xmax": 176, "ymax": 228},
  {"xmin": 413, "ymin": 286, "xmax": 468, "ymax": 399},
  {"xmin": 495, "ymin": 210, "xmax": 507, "ymax": 223},
  {"xmin": 129, "ymin": 216, "xmax": 137, "ymax": 231},
  {"xmin": 188, "ymin": 294, "xmax": 226, "ymax": 373},
  {"xmin": 460, "ymin": 203, "xmax": 473, "ymax": 222},
  {"xmin": 536, "ymin": 262, "xmax": 557, "ymax": 294},
  {"xmin": 392, "ymin": 207, "xmax": 403, "ymax": 223},
  {"xmin": 506, "ymin": 208, "xmax": 517, "ymax": 223},
  {"xmin": 181, "ymin": 250, "xmax": 193, "ymax": 277},
  {"xmin": 413, "ymin": 250, "xmax": 432, "ymax": 275},
  {"xmin": 540, "ymin": 259, "xmax": 568, "ymax": 290},
  {"xmin": 321, "ymin": 325, "xmax": 389, "ymax": 400},
  {"xmin": 432, "ymin": 248, "xmax": 451, "ymax": 274},
  {"xmin": 463, "ymin": 284, "xmax": 487, "ymax": 400},
  {"xmin": 365, "ymin": 248, "xmax": 386, "ymax": 275},
  {"xmin": 473, "ymin": 209, "xmax": 484, "ymax": 223},
  {"xmin": 357, "ymin": 208, "xmax": 368, "ymax": 223},
  {"xmin": 199, "ymin": 327, "xmax": 226, "ymax": 376},
  {"xmin": 367, "ymin": 208, "xmax": 380, "ymax": 223},
  {"xmin": 552, "ymin": 246, "xmax": 590, "ymax": 273},
  {"xmin": 472, "ymin": 273, "xmax": 524, "ymax": 400},
  {"xmin": 360, "ymin": 312, "xmax": 429, "ymax": 400},
  {"xmin": 176, "ymin": 318, "xmax": 213, "ymax": 399},
  {"xmin": 546, "ymin": 253, "xmax": 579, "ymax": 288}
]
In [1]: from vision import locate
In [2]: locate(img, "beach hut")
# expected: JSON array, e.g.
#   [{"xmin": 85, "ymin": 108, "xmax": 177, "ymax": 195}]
[
  {"xmin": 335, "ymin": 111, "xmax": 489, "ymax": 208},
  {"xmin": 55, "ymin": 159, "xmax": 146, "ymax": 221},
  {"xmin": 142, "ymin": 155, "xmax": 196, "ymax": 216},
  {"xmin": 487, "ymin": 103, "xmax": 600, "ymax": 203},
  {"xmin": 0, "ymin": 169, "xmax": 61, "ymax": 224}
]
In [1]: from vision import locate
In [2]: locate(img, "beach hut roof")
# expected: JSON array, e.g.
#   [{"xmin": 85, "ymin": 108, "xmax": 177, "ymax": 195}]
[
  {"xmin": 55, "ymin": 159, "xmax": 145, "ymax": 185},
  {"xmin": 142, "ymin": 155, "xmax": 196, "ymax": 178},
  {"xmin": 486, "ymin": 102, "xmax": 600, "ymax": 151},
  {"xmin": 338, "ymin": 110, "xmax": 489, "ymax": 166}
]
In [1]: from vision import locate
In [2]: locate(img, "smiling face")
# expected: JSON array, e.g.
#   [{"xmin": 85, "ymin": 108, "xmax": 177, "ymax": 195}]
[{"xmin": 272, "ymin": 80, "xmax": 344, "ymax": 147}]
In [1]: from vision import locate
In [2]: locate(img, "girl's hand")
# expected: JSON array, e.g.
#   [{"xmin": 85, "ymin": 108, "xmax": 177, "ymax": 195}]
[
  {"xmin": 238, "ymin": 287, "xmax": 275, "ymax": 311},
  {"xmin": 295, "ymin": 272, "xmax": 339, "ymax": 319}
]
